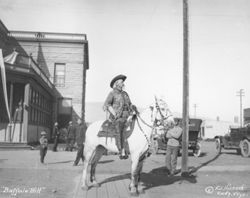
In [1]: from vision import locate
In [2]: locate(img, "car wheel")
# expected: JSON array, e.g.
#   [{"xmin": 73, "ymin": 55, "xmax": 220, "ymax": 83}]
[
  {"xmin": 215, "ymin": 138, "xmax": 221, "ymax": 155},
  {"xmin": 152, "ymin": 140, "xmax": 159, "ymax": 155},
  {"xmin": 193, "ymin": 142, "xmax": 201, "ymax": 157},
  {"xmin": 240, "ymin": 139, "xmax": 250, "ymax": 158}
]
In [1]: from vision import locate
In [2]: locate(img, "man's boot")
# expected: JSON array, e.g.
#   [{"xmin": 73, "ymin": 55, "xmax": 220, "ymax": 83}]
[
  {"xmin": 115, "ymin": 124, "xmax": 122, "ymax": 156},
  {"xmin": 115, "ymin": 120, "xmax": 128, "ymax": 159},
  {"xmin": 119, "ymin": 130, "xmax": 128, "ymax": 159}
]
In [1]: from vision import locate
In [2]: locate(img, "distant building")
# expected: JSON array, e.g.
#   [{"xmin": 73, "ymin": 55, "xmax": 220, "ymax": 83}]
[
  {"xmin": 0, "ymin": 20, "xmax": 89, "ymax": 143},
  {"xmin": 200, "ymin": 119, "xmax": 238, "ymax": 139},
  {"xmin": 244, "ymin": 108, "xmax": 250, "ymax": 126},
  {"xmin": 234, "ymin": 116, "xmax": 239, "ymax": 124}
]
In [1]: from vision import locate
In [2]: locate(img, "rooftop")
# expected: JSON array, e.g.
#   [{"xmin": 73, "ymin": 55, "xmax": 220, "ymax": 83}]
[
  {"xmin": 4, "ymin": 52, "xmax": 54, "ymax": 90},
  {"xmin": 8, "ymin": 31, "xmax": 87, "ymax": 43}
]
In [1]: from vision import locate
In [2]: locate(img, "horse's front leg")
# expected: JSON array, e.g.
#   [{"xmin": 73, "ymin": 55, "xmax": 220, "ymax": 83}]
[
  {"xmin": 129, "ymin": 155, "xmax": 140, "ymax": 196},
  {"xmin": 90, "ymin": 145, "xmax": 106, "ymax": 187},
  {"xmin": 137, "ymin": 160, "xmax": 145, "ymax": 194},
  {"xmin": 81, "ymin": 146, "xmax": 96, "ymax": 190}
]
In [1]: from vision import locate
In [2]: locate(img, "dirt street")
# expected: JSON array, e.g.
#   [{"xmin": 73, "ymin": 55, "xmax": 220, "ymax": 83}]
[{"xmin": 0, "ymin": 141, "xmax": 250, "ymax": 198}]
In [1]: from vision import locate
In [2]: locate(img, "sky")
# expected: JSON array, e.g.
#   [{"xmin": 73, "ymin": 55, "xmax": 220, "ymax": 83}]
[{"xmin": 0, "ymin": 0, "xmax": 250, "ymax": 122}]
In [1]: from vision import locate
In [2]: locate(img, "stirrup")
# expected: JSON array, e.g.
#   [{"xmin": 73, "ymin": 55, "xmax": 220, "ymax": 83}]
[
  {"xmin": 119, "ymin": 154, "xmax": 128, "ymax": 159},
  {"xmin": 119, "ymin": 149, "xmax": 128, "ymax": 159}
]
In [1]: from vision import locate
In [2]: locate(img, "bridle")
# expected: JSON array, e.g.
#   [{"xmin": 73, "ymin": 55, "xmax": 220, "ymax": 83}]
[
  {"xmin": 135, "ymin": 100, "xmax": 173, "ymax": 151},
  {"xmin": 153, "ymin": 98, "xmax": 173, "ymax": 128},
  {"xmin": 136, "ymin": 101, "xmax": 173, "ymax": 129}
]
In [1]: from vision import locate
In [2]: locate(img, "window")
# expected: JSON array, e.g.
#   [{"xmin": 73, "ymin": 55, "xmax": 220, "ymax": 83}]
[
  {"xmin": 58, "ymin": 98, "xmax": 72, "ymax": 115},
  {"xmin": 28, "ymin": 86, "xmax": 52, "ymax": 127},
  {"xmin": 54, "ymin": 63, "xmax": 66, "ymax": 87}
]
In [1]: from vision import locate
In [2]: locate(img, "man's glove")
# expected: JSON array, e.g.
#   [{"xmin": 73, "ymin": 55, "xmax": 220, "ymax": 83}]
[
  {"xmin": 109, "ymin": 113, "xmax": 117, "ymax": 122},
  {"xmin": 131, "ymin": 104, "xmax": 138, "ymax": 114}
]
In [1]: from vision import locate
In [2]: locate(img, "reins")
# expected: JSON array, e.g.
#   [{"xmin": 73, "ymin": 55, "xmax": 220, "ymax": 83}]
[
  {"xmin": 135, "ymin": 106, "xmax": 169, "ymax": 152},
  {"xmin": 136, "ymin": 114, "xmax": 153, "ymax": 146},
  {"xmin": 137, "ymin": 113, "xmax": 154, "ymax": 129}
]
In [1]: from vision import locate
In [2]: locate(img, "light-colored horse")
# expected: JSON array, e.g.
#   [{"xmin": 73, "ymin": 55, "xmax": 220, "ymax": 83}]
[{"xmin": 81, "ymin": 98, "xmax": 174, "ymax": 196}]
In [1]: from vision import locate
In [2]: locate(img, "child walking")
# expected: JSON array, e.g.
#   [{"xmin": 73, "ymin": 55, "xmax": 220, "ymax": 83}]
[{"xmin": 39, "ymin": 131, "xmax": 48, "ymax": 163}]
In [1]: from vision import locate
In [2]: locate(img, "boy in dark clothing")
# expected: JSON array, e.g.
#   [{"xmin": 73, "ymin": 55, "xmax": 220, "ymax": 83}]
[
  {"xmin": 52, "ymin": 122, "xmax": 60, "ymax": 152},
  {"xmin": 40, "ymin": 131, "xmax": 48, "ymax": 163}
]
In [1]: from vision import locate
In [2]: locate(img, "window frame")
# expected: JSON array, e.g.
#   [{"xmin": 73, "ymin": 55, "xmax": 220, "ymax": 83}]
[{"xmin": 54, "ymin": 63, "xmax": 66, "ymax": 87}]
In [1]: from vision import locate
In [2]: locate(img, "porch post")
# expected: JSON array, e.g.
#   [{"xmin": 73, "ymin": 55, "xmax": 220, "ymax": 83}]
[
  {"xmin": 22, "ymin": 83, "xmax": 30, "ymax": 143},
  {"xmin": 8, "ymin": 82, "xmax": 14, "ymax": 142}
]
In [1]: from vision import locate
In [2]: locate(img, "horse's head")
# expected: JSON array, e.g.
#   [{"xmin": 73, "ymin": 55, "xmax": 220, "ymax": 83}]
[{"xmin": 150, "ymin": 96, "xmax": 175, "ymax": 136}]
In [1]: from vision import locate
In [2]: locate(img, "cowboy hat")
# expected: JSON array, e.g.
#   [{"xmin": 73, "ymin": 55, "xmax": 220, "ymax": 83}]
[{"xmin": 110, "ymin": 74, "xmax": 127, "ymax": 88}]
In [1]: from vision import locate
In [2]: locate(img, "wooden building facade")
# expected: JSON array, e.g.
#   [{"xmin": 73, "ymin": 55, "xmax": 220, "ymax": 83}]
[{"xmin": 0, "ymin": 20, "xmax": 89, "ymax": 143}]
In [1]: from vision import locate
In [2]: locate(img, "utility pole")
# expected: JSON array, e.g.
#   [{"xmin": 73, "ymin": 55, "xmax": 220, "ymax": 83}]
[
  {"xmin": 182, "ymin": 0, "xmax": 189, "ymax": 177},
  {"xmin": 236, "ymin": 89, "xmax": 245, "ymax": 127},
  {"xmin": 193, "ymin": 104, "xmax": 197, "ymax": 118}
]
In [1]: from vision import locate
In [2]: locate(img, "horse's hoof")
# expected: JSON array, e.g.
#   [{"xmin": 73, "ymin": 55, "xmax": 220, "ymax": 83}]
[
  {"xmin": 119, "ymin": 154, "xmax": 129, "ymax": 160},
  {"xmin": 130, "ymin": 191, "xmax": 139, "ymax": 197},
  {"xmin": 138, "ymin": 183, "xmax": 145, "ymax": 194},
  {"xmin": 81, "ymin": 186, "xmax": 89, "ymax": 191},
  {"xmin": 138, "ymin": 188, "xmax": 145, "ymax": 194}
]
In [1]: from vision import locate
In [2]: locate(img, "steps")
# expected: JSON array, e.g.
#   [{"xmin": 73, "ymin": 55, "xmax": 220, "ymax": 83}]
[{"xmin": 0, "ymin": 142, "xmax": 33, "ymax": 150}]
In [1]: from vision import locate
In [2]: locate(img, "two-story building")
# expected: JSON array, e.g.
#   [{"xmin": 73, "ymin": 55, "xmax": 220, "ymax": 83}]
[{"xmin": 0, "ymin": 20, "xmax": 89, "ymax": 144}]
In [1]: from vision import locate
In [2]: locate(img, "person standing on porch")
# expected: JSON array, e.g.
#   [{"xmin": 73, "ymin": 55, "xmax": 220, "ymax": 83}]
[{"xmin": 13, "ymin": 99, "xmax": 23, "ymax": 122}]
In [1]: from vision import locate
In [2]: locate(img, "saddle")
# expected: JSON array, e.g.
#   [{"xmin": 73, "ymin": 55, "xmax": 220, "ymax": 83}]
[{"xmin": 97, "ymin": 115, "xmax": 137, "ymax": 139}]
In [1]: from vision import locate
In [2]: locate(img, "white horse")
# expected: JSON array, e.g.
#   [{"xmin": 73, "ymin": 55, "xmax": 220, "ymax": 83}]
[{"xmin": 81, "ymin": 98, "xmax": 174, "ymax": 196}]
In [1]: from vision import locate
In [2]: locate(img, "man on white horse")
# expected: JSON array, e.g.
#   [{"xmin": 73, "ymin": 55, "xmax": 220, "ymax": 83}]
[
  {"xmin": 81, "ymin": 92, "xmax": 174, "ymax": 194},
  {"xmin": 103, "ymin": 74, "xmax": 135, "ymax": 159}
]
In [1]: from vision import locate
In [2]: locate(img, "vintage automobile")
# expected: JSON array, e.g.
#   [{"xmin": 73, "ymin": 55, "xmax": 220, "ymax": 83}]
[
  {"xmin": 214, "ymin": 126, "xmax": 250, "ymax": 157},
  {"xmin": 152, "ymin": 118, "xmax": 203, "ymax": 157}
]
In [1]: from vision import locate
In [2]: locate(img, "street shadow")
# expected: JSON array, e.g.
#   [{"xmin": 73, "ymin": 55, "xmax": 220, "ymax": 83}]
[
  {"xmin": 98, "ymin": 154, "xmax": 221, "ymax": 192},
  {"xmin": 156, "ymin": 151, "xmax": 207, "ymax": 157},
  {"xmin": 198, "ymin": 152, "xmax": 207, "ymax": 157},
  {"xmin": 140, "ymin": 168, "xmax": 197, "ymax": 191},
  {"xmin": 222, "ymin": 152, "xmax": 239, "ymax": 156},
  {"xmin": 47, "ymin": 160, "xmax": 74, "ymax": 165},
  {"xmin": 99, "ymin": 168, "xmax": 197, "ymax": 191},
  {"xmin": 0, "ymin": 159, "xmax": 8, "ymax": 163},
  {"xmin": 179, "ymin": 151, "xmax": 208, "ymax": 157},
  {"xmin": 98, "ymin": 160, "xmax": 114, "ymax": 164},
  {"xmin": 189, "ymin": 154, "xmax": 220, "ymax": 174},
  {"xmin": 99, "ymin": 173, "xmax": 130, "ymax": 186}
]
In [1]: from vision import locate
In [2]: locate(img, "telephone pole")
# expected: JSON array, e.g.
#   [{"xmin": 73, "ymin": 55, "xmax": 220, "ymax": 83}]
[
  {"xmin": 182, "ymin": 0, "xmax": 190, "ymax": 177},
  {"xmin": 236, "ymin": 89, "xmax": 245, "ymax": 127}
]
